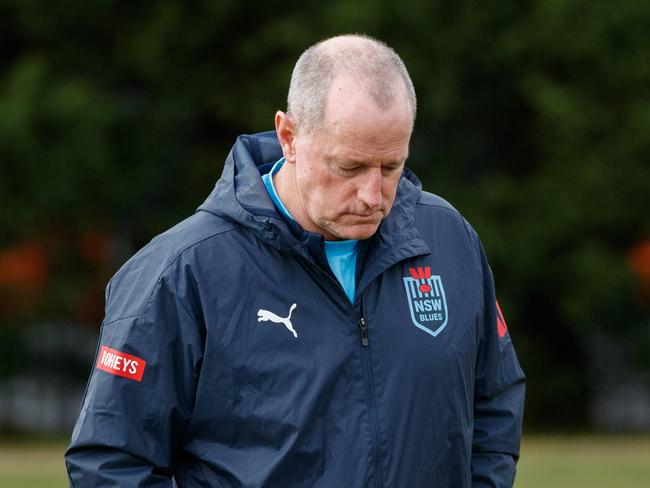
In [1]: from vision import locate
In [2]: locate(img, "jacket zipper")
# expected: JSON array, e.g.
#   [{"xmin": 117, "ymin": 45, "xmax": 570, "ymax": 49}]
[
  {"xmin": 301, "ymin": 256, "xmax": 384, "ymax": 488},
  {"xmin": 352, "ymin": 241, "xmax": 382, "ymax": 486},
  {"xmin": 357, "ymin": 310, "xmax": 383, "ymax": 488},
  {"xmin": 359, "ymin": 317, "xmax": 369, "ymax": 346},
  {"xmin": 296, "ymin": 256, "xmax": 383, "ymax": 487}
]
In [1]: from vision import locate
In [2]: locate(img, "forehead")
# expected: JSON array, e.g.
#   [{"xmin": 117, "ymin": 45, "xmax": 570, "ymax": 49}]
[{"xmin": 318, "ymin": 77, "xmax": 413, "ymax": 163}]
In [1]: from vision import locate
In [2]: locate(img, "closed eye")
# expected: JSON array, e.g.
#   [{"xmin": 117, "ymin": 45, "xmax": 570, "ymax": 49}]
[
  {"xmin": 381, "ymin": 164, "xmax": 404, "ymax": 175},
  {"xmin": 382, "ymin": 166, "xmax": 401, "ymax": 174},
  {"xmin": 337, "ymin": 165, "xmax": 361, "ymax": 175}
]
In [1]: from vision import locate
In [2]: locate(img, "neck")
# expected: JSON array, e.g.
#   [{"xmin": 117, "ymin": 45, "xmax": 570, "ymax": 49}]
[
  {"xmin": 273, "ymin": 162, "xmax": 302, "ymax": 223},
  {"xmin": 273, "ymin": 162, "xmax": 335, "ymax": 240}
]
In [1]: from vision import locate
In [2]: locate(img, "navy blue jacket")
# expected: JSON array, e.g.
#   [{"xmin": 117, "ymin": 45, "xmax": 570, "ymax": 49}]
[{"xmin": 66, "ymin": 131, "xmax": 525, "ymax": 487}]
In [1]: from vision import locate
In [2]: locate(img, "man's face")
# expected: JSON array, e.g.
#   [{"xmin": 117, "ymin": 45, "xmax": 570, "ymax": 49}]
[{"xmin": 285, "ymin": 77, "xmax": 413, "ymax": 241}]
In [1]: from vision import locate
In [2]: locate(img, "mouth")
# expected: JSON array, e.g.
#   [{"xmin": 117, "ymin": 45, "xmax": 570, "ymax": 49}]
[{"xmin": 347, "ymin": 212, "xmax": 382, "ymax": 223}]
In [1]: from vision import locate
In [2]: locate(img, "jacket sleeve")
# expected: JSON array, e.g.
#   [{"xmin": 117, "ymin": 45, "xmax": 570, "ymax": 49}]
[
  {"xmin": 65, "ymin": 271, "xmax": 204, "ymax": 487},
  {"xmin": 471, "ymin": 240, "xmax": 526, "ymax": 488}
]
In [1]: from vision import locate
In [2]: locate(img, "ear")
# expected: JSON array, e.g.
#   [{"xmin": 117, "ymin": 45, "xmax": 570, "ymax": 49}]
[{"xmin": 275, "ymin": 111, "xmax": 298, "ymax": 163}]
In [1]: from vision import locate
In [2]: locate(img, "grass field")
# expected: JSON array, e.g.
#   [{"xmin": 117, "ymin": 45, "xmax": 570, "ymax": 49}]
[
  {"xmin": 517, "ymin": 435, "xmax": 650, "ymax": 488},
  {"xmin": 0, "ymin": 439, "xmax": 68, "ymax": 487},
  {"xmin": 1, "ymin": 435, "xmax": 648, "ymax": 487}
]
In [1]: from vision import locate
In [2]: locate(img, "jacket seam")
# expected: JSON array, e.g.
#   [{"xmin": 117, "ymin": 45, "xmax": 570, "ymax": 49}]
[
  {"xmin": 109, "ymin": 227, "xmax": 237, "ymax": 326},
  {"xmin": 167, "ymin": 286, "xmax": 200, "ymax": 328},
  {"xmin": 462, "ymin": 223, "xmax": 485, "ymax": 298},
  {"xmin": 415, "ymin": 201, "xmax": 460, "ymax": 213},
  {"xmin": 141, "ymin": 227, "xmax": 238, "ymax": 318},
  {"xmin": 102, "ymin": 314, "xmax": 141, "ymax": 327}
]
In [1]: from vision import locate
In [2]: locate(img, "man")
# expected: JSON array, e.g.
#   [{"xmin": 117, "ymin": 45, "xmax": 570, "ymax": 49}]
[{"xmin": 66, "ymin": 34, "xmax": 525, "ymax": 487}]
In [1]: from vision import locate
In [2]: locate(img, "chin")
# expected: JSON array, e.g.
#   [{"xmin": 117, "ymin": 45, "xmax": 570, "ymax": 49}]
[{"xmin": 334, "ymin": 223, "xmax": 381, "ymax": 241}]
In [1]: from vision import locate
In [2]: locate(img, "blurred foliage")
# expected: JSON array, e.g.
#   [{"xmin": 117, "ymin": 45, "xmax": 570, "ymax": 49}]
[{"xmin": 0, "ymin": 0, "xmax": 648, "ymax": 429}]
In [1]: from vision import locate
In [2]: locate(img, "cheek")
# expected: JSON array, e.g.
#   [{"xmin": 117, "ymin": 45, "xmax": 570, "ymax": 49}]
[
  {"xmin": 307, "ymin": 182, "xmax": 355, "ymax": 219},
  {"xmin": 382, "ymin": 179, "xmax": 400, "ymax": 204},
  {"xmin": 296, "ymin": 170, "xmax": 333, "ymax": 213},
  {"xmin": 300, "ymin": 167, "xmax": 340, "ymax": 199},
  {"xmin": 308, "ymin": 186, "xmax": 337, "ymax": 212}
]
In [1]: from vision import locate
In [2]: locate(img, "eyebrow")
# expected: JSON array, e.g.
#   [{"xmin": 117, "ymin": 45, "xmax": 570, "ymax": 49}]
[{"xmin": 325, "ymin": 155, "xmax": 407, "ymax": 167}]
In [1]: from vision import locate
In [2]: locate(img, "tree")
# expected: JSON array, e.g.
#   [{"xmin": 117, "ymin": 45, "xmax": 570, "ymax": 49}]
[{"xmin": 0, "ymin": 0, "xmax": 648, "ymax": 429}]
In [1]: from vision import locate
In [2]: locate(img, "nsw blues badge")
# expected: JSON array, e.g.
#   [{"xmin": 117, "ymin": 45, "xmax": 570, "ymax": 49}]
[{"xmin": 403, "ymin": 266, "xmax": 448, "ymax": 337}]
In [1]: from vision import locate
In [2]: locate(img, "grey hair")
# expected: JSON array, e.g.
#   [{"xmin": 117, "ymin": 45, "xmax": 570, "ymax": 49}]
[{"xmin": 287, "ymin": 34, "xmax": 417, "ymax": 134}]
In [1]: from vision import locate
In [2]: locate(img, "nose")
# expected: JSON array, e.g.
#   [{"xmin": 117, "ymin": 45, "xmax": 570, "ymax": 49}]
[{"xmin": 356, "ymin": 168, "xmax": 383, "ymax": 210}]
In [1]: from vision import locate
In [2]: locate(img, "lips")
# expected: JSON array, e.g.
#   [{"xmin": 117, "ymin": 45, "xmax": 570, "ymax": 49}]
[
  {"xmin": 348, "ymin": 210, "xmax": 383, "ymax": 219},
  {"xmin": 349, "ymin": 214, "xmax": 381, "ymax": 223}
]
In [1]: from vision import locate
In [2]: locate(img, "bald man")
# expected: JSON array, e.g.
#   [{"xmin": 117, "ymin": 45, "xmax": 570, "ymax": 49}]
[{"xmin": 66, "ymin": 35, "xmax": 525, "ymax": 488}]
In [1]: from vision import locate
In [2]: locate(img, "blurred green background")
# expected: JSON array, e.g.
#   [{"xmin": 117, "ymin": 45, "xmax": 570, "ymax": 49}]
[{"xmin": 0, "ymin": 0, "xmax": 648, "ymax": 485}]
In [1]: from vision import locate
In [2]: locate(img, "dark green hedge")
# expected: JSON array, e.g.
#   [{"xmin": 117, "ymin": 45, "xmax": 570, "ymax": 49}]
[{"xmin": 1, "ymin": 0, "xmax": 648, "ymax": 429}]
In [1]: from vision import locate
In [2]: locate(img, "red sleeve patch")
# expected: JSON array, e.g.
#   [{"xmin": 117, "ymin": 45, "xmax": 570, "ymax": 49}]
[
  {"xmin": 496, "ymin": 300, "xmax": 508, "ymax": 338},
  {"xmin": 96, "ymin": 345, "xmax": 147, "ymax": 382}
]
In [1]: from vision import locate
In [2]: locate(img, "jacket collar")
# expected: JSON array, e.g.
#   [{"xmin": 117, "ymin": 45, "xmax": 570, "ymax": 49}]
[{"xmin": 198, "ymin": 131, "xmax": 431, "ymax": 285}]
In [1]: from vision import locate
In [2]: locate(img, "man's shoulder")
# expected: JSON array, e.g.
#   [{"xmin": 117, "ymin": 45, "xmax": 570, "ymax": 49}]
[
  {"xmin": 415, "ymin": 190, "xmax": 459, "ymax": 214},
  {"xmin": 412, "ymin": 190, "xmax": 482, "ymax": 267},
  {"xmin": 414, "ymin": 190, "xmax": 469, "ymax": 231},
  {"xmin": 129, "ymin": 210, "xmax": 237, "ymax": 271},
  {"xmin": 148, "ymin": 209, "xmax": 238, "ymax": 257},
  {"xmin": 103, "ymin": 211, "xmax": 238, "ymax": 323}
]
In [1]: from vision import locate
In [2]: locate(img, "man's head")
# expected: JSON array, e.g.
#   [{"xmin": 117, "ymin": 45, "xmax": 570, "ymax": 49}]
[{"xmin": 274, "ymin": 34, "xmax": 416, "ymax": 241}]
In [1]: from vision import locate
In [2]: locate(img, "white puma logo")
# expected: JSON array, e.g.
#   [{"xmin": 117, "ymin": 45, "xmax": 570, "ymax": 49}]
[{"xmin": 257, "ymin": 303, "xmax": 298, "ymax": 338}]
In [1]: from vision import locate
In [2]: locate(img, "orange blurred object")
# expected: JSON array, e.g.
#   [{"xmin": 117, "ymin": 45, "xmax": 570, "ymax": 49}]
[
  {"xmin": 628, "ymin": 239, "xmax": 650, "ymax": 301},
  {"xmin": 0, "ymin": 241, "xmax": 48, "ymax": 290}
]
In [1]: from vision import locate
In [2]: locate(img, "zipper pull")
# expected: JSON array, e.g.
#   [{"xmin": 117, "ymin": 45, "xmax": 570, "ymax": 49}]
[{"xmin": 359, "ymin": 318, "xmax": 369, "ymax": 346}]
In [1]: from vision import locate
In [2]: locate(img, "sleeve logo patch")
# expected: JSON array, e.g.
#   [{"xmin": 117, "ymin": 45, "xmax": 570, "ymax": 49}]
[
  {"xmin": 96, "ymin": 345, "xmax": 146, "ymax": 382},
  {"xmin": 496, "ymin": 300, "xmax": 508, "ymax": 338}
]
